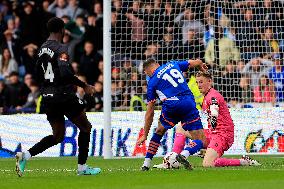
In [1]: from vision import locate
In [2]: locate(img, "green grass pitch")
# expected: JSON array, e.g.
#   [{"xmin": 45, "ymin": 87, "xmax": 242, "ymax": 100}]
[{"xmin": 1, "ymin": 155, "xmax": 284, "ymax": 189}]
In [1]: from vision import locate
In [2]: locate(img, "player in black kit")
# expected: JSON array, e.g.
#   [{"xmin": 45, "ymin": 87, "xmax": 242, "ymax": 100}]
[{"xmin": 15, "ymin": 17, "xmax": 101, "ymax": 176}]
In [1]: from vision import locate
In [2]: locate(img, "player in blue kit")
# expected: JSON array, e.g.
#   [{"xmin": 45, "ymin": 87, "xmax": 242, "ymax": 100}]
[{"xmin": 137, "ymin": 58, "xmax": 208, "ymax": 171}]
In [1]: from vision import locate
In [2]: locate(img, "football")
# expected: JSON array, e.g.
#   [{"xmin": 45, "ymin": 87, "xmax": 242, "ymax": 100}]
[{"xmin": 163, "ymin": 152, "xmax": 180, "ymax": 169}]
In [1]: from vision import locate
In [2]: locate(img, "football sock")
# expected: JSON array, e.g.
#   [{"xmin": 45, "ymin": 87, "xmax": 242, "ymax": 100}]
[
  {"xmin": 214, "ymin": 158, "xmax": 241, "ymax": 167},
  {"xmin": 142, "ymin": 158, "xmax": 151, "ymax": 168},
  {"xmin": 78, "ymin": 131, "xmax": 90, "ymax": 165},
  {"xmin": 180, "ymin": 139, "xmax": 203, "ymax": 158},
  {"xmin": 28, "ymin": 135, "xmax": 58, "ymax": 157},
  {"xmin": 78, "ymin": 164, "xmax": 87, "ymax": 172},
  {"xmin": 145, "ymin": 133, "xmax": 163, "ymax": 160},
  {"xmin": 172, "ymin": 133, "xmax": 186, "ymax": 154}
]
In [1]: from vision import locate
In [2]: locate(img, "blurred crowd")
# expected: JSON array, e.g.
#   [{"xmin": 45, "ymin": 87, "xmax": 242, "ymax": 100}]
[
  {"xmin": 0, "ymin": 0, "xmax": 284, "ymax": 114},
  {"xmin": 0, "ymin": 0, "xmax": 103, "ymax": 114},
  {"xmin": 111, "ymin": 0, "xmax": 284, "ymax": 109}
]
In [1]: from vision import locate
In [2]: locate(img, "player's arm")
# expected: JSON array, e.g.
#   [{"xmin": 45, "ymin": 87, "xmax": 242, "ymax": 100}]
[
  {"xmin": 137, "ymin": 101, "xmax": 155, "ymax": 145},
  {"xmin": 58, "ymin": 53, "xmax": 94, "ymax": 95},
  {"xmin": 209, "ymin": 97, "xmax": 219, "ymax": 130},
  {"xmin": 177, "ymin": 59, "xmax": 207, "ymax": 72},
  {"xmin": 137, "ymin": 83, "xmax": 156, "ymax": 145},
  {"xmin": 188, "ymin": 59, "xmax": 208, "ymax": 72}
]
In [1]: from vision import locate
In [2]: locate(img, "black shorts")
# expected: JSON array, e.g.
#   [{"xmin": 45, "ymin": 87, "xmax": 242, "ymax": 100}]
[{"xmin": 42, "ymin": 94, "xmax": 85, "ymax": 124}]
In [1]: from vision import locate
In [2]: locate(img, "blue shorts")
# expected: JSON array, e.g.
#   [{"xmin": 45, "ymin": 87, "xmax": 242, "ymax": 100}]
[{"xmin": 159, "ymin": 96, "xmax": 203, "ymax": 131}]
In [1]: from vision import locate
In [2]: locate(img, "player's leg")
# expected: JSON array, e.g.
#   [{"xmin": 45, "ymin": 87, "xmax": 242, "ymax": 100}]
[
  {"xmin": 16, "ymin": 116, "xmax": 65, "ymax": 177},
  {"xmin": 68, "ymin": 110, "xmax": 101, "ymax": 175},
  {"xmin": 176, "ymin": 118, "xmax": 208, "ymax": 170},
  {"xmin": 203, "ymin": 136, "xmax": 260, "ymax": 167},
  {"xmin": 172, "ymin": 124, "xmax": 187, "ymax": 154},
  {"xmin": 141, "ymin": 120, "xmax": 167, "ymax": 170}
]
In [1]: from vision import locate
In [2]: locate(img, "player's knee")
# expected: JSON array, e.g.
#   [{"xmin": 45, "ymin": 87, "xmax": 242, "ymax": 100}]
[
  {"xmin": 155, "ymin": 127, "xmax": 166, "ymax": 135},
  {"xmin": 202, "ymin": 161, "xmax": 215, "ymax": 167},
  {"xmin": 53, "ymin": 133, "xmax": 65, "ymax": 144}
]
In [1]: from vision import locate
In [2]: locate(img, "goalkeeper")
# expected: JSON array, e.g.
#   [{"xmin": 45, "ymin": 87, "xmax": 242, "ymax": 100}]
[{"xmin": 166, "ymin": 71, "xmax": 260, "ymax": 168}]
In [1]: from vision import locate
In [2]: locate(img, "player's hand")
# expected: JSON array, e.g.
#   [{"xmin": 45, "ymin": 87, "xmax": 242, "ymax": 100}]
[
  {"xmin": 210, "ymin": 116, "xmax": 217, "ymax": 130},
  {"xmin": 137, "ymin": 135, "xmax": 147, "ymax": 146},
  {"xmin": 84, "ymin": 85, "xmax": 95, "ymax": 95},
  {"xmin": 199, "ymin": 63, "xmax": 208, "ymax": 72}
]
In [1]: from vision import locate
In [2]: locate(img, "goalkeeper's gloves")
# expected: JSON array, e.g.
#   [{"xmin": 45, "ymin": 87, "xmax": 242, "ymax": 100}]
[{"xmin": 210, "ymin": 116, "xmax": 217, "ymax": 130}]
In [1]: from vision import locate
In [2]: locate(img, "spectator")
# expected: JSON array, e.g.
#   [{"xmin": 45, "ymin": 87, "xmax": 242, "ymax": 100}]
[
  {"xmin": 71, "ymin": 61, "xmax": 80, "ymax": 75},
  {"xmin": 0, "ymin": 48, "xmax": 18, "ymax": 79},
  {"xmin": 236, "ymin": 8, "xmax": 262, "ymax": 61},
  {"xmin": 6, "ymin": 18, "xmax": 20, "ymax": 40},
  {"xmin": 4, "ymin": 72, "xmax": 29, "ymax": 110},
  {"xmin": 240, "ymin": 76, "xmax": 253, "ymax": 103},
  {"xmin": 205, "ymin": 32, "xmax": 240, "ymax": 68},
  {"xmin": 7, "ymin": 80, "xmax": 40, "ymax": 114},
  {"xmin": 93, "ymin": 1, "xmax": 103, "ymax": 28},
  {"xmin": 24, "ymin": 74, "xmax": 33, "ymax": 88},
  {"xmin": 111, "ymin": 68, "xmax": 120, "ymax": 80},
  {"xmin": 260, "ymin": 28, "xmax": 280, "ymax": 58},
  {"xmin": 111, "ymin": 81, "xmax": 122, "ymax": 108},
  {"xmin": 158, "ymin": 32, "xmax": 179, "ymax": 61},
  {"xmin": 18, "ymin": 1, "xmax": 40, "ymax": 46},
  {"xmin": 22, "ymin": 43, "xmax": 38, "ymax": 76},
  {"xmin": 48, "ymin": 0, "xmax": 69, "ymax": 18},
  {"xmin": 143, "ymin": 43, "xmax": 160, "ymax": 61},
  {"xmin": 174, "ymin": 8, "xmax": 205, "ymax": 45},
  {"xmin": 181, "ymin": 29, "xmax": 205, "ymax": 60},
  {"xmin": 66, "ymin": 0, "xmax": 86, "ymax": 20},
  {"xmin": 64, "ymin": 14, "xmax": 86, "ymax": 61},
  {"xmin": 0, "ymin": 80, "xmax": 7, "ymax": 109},
  {"xmin": 253, "ymin": 75, "xmax": 275, "ymax": 103},
  {"xmin": 38, "ymin": 0, "xmax": 55, "ymax": 44},
  {"xmin": 97, "ymin": 74, "xmax": 103, "ymax": 83},
  {"xmin": 268, "ymin": 54, "xmax": 284, "ymax": 102},
  {"xmin": 111, "ymin": 11, "xmax": 131, "ymax": 54},
  {"xmin": 130, "ymin": 81, "xmax": 147, "ymax": 111},
  {"xmin": 84, "ymin": 14, "xmax": 103, "ymax": 51},
  {"xmin": 93, "ymin": 81, "xmax": 103, "ymax": 111},
  {"xmin": 120, "ymin": 57, "xmax": 133, "ymax": 80},
  {"xmin": 221, "ymin": 61, "xmax": 242, "ymax": 103},
  {"xmin": 79, "ymin": 41, "xmax": 101, "ymax": 84},
  {"xmin": 1, "ymin": 29, "xmax": 21, "ymax": 65},
  {"xmin": 242, "ymin": 57, "xmax": 273, "ymax": 90},
  {"xmin": 98, "ymin": 59, "xmax": 103, "ymax": 75},
  {"xmin": 126, "ymin": 9, "xmax": 147, "ymax": 59}
]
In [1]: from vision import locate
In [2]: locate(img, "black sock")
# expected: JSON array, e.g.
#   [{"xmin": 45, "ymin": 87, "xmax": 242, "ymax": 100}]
[
  {"xmin": 78, "ymin": 132, "xmax": 90, "ymax": 165},
  {"xmin": 28, "ymin": 135, "xmax": 58, "ymax": 157}
]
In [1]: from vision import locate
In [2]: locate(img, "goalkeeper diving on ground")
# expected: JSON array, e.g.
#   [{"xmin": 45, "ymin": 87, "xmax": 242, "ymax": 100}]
[{"xmin": 153, "ymin": 71, "xmax": 261, "ymax": 169}]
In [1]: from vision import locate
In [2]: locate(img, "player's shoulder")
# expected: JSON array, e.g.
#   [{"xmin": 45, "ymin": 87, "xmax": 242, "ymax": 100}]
[
  {"xmin": 41, "ymin": 40, "xmax": 67, "ymax": 54},
  {"xmin": 207, "ymin": 88, "xmax": 224, "ymax": 101}
]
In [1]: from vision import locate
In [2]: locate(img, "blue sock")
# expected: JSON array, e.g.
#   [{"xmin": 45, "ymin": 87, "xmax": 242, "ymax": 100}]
[
  {"xmin": 145, "ymin": 133, "xmax": 163, "ymax": 159},
  {"xmin": 181, "ymin": 139, "xmax": 203, "ymax": 158}
]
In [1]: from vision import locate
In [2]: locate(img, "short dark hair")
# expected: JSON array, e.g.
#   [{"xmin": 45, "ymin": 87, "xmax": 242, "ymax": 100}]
[
  {"xmin": 196, "ymin": 71, "xmax": 212, "ymax": 79},
  {"xmin": 143, "ymin": 58, "xmax": 156, "ymax": 70},
  {"xmin": 47, "ymin": 17, "xmax": 65, "ymax": 33}
]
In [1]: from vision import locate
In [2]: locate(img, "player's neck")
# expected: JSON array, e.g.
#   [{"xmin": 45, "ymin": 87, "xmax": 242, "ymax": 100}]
[
  {"xmin": 204, "ymin": 87, "xmax": 212, "ymax": 96},
  {"xmin": 48, "ymin": 34, "xmax": 62, "ymax": 42}
]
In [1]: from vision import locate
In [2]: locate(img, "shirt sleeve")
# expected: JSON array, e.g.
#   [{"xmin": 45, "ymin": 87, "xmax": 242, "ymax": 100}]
[
  {"xmin": 176, "ymin": 60, "xmax": 190, "ymax": 72},
  {"xmin": 58, "ymin": 52, "xmax": 86, "ymax": 88},
  {"xmin": 147, "ymin": 82, "xmax": 156, "ymax": 103}
]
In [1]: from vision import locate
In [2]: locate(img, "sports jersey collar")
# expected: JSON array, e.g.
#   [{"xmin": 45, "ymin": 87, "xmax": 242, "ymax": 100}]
[
  {"xmin": 204, "ymin": 87, "xmax": 212, "ymax": 98},
  {"xmin": 150, "ymin": 66, "xmax": 160, "ymax": 78}
]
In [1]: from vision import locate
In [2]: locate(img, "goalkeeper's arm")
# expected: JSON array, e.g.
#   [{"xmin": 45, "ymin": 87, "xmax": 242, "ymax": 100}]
[{"xmin": 210, "ymin": 97, "xmax": 219, "ymax": 130}]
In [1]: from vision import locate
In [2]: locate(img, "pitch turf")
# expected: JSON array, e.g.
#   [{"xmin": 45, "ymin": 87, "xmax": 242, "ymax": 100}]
[{"xmin": 0, "ymin": 155, "xmax": 284, "ymax": 189}]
